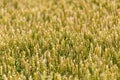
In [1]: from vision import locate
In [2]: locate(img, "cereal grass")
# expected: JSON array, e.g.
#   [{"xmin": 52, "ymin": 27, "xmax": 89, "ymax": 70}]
[{"xmin": 0, "ymin": 0, "xmax": 120, "ymax": 80}]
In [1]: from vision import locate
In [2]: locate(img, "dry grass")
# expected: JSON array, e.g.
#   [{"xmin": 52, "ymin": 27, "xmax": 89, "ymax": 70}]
[{"xmin": 0, "ymin": 0, "xmax": 120, "ymax": 80}]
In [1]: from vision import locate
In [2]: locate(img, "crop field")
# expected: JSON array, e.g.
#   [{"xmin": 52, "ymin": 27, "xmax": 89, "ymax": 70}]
[{"xmin": 0, "ymin": 0, "xmax": 120, "ymax": 80}]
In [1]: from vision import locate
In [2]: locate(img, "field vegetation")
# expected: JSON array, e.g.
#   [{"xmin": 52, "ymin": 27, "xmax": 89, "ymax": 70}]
[{"xmin": 0, "ymin": 0, "xmax": 120, "ymax": 80}]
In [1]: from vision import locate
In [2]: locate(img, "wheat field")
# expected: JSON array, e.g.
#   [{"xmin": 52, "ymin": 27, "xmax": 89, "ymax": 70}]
[{"xmin": 0, "ymin": 0, "xmax": 120, "ymax": 80}]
